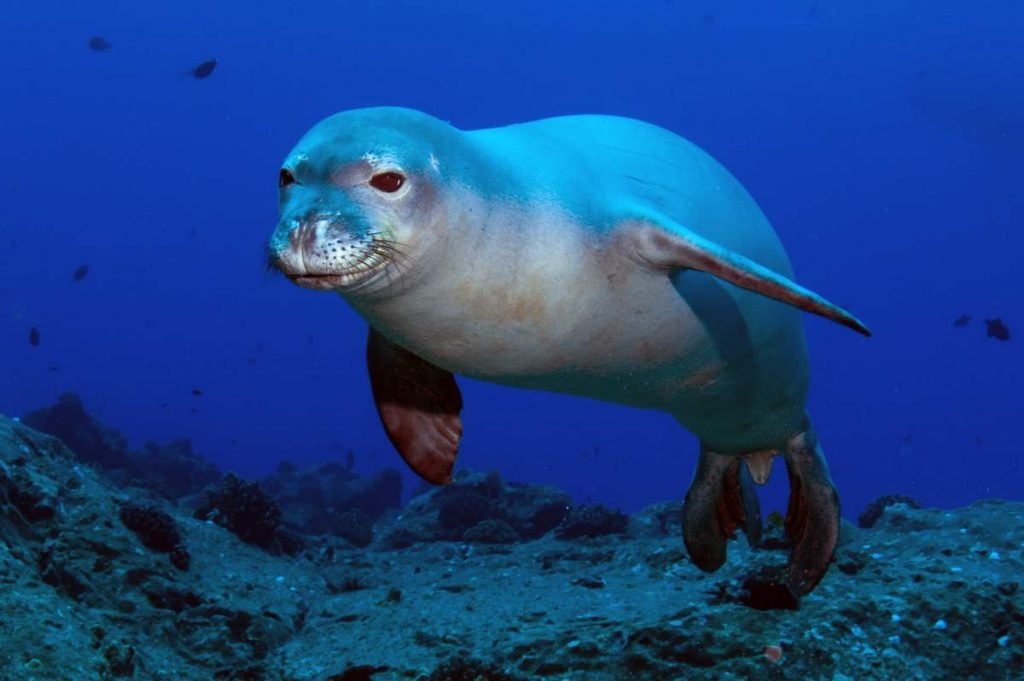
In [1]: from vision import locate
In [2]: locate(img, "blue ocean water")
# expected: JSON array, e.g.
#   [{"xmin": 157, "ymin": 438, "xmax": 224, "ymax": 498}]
[{"xmin": 2, "ymin": 0, "xmax": 1021, "ymax": 525}]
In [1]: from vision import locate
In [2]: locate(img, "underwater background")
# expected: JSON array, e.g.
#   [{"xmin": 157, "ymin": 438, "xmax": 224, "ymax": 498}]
[
  {"xmin": 3, "ymin": 0, "xmax": 1020, "ymax": 520},
  {"xmin": 2, "ymin": 1, "xmax": 1024, "ymax": 679}
]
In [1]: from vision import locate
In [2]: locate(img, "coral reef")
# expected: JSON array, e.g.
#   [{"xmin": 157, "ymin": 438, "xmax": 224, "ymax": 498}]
[
  {"xmin": 555, "ymin": 503, "xmax": 630, "ymax": 539},
  {"xmin": 2, "ymin": 410, "xmax": 1022, "ymax": 680},
  {"xmin": 130, "ymin": 439, "xmax": 222, "ymax": 500},
  {"xmin": 858, "ymin": 493, "xmax": 924, "ymax": 529},
  {"xmin": 21, "ymin": 393, "xmax": 221, "ymax": 500},
  {"xmin": 194, "ymin": 473, "xmax": 297, "ymax": 555},
  {"xmin": 461, "ymin": 518, "xmax": 520, "ymax": 544},
  {"xmin": 118, "ymin": 503, "xmax": 190, "ymax": 570},
  {"xmin": 21, "ymin": 392, "xmax": 131, "ymax": 470},
  {"xmin": 259, "ymin": 460, "xmax": 402, "ymax": 542},
  {"xmin": 378, "ymin": 469, "xmax": 572, "ymax": 547},
  {"xmin": 330, "ymin": 509, "xmax": 374, "ymax": 548}
]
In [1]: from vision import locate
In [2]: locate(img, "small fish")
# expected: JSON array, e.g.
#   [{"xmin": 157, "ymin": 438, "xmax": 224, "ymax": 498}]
[
  {"xmin": 985, "ymin": 318, "xmax": 1010, "ymax": 341},
  {"xmin": 190, "ymin": 408, "xmax": 200, "ymax": 414},
  {"xmin": 953, "ymin": 313, "xmax": 970, "ymax": 327},
  {"xmin": 191, "ymin": 388, "xmax": 203, "ymax": 396},
  {"xmin": 88, "ymin": 36, "xmax": 111, "ymax": 51},
  {"xmin": 48, "ymin": 364, "xmax": 60, "ymax": 372},
  {"xmin": 975, "ymin": 435, "xmax": 983, "ymax": 447},
  {"xmin": 191, "ymin": 59, "xmax": 217, "ymax": 79},
  {"xmin": 72, "ymin": 264, "xmax": 89, "ymax": 281},
  {"xmin": 28, "ymin": 326, "xmax": 40, "ymax": 347}
]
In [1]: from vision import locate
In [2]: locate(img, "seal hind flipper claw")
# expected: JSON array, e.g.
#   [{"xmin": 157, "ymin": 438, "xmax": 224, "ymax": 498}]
[
  {"xmin": 623, "ymin": 216, "xmax": 871, "ymax": 337},
  {"xmin": 366, "ymin": 328, "xmax": 463, "ymax": 485},
  {"xmin": 682, "ymin": 448, "xmax": 762, "ymax": 572},
  {"xmin": 782, "ymin": 428, "xmax": 840, "ymax": 596}
]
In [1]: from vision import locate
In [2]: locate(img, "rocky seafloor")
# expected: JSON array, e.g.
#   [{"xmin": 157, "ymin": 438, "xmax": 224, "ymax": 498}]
[{"xmin": 1, "ymin": 395, "xmax": 1022, "ymax": 680}]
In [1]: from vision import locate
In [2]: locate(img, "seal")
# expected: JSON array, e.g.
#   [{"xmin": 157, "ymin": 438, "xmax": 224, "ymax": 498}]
[{"xmin": 267, "ymin": 107, "xmax": 870, "ymax": 596}]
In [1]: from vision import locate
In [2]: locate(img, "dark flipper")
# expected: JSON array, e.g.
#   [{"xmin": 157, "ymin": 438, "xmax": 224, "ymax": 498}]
[
  {"xmin": 682, "ymin": 448, "xmax": 763, "ymax": 572},
  {"xmin": 621, "ymin": 216, "xmax": 871, "ymax": 336},
  {"xmin": 783, "ymin": 429, "xmax": 840, "ymax": 596},
  {"xmin": 366, "ymin": 328, "xmax": 463, "ymax": 485}
]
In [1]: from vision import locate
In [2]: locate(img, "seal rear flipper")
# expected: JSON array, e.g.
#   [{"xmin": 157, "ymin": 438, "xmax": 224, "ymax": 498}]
[
  {"xmin": 366, "ymin": 328, "xmax": 463, "ymax": 485},
  {"xmin": 682, "ymin": 449, "xmax": 762, "ymax": 572},
  {"xmin": 621, "ymin": 216, "xmax": 871, "ymax": 336},
  {"xmin": 782, "ymin": 428, "xmax": 840, "ymax": 596}
]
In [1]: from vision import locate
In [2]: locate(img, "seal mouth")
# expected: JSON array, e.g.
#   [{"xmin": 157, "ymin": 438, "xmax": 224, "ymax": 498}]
[
  {"xmin": 287, "ymin": 258, "xmax": 391, "ymax": 291},
  {"xmin": 271, "ymin": 216, "xmax": 401, "ymax": 292}
]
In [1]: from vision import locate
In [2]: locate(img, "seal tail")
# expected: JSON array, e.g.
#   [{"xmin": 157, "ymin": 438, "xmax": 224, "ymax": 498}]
[
  {"xmin": 682, "ymin": 447, "xmax": 763, "ymax": 573},
  {"xmin": 682, "ymin": 428, "xmax": 841, "ymax": 597}
]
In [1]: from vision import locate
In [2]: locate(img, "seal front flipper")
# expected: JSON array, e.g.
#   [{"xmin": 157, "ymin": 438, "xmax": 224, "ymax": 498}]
[
  {"xmin": 682, "ymin": 448, "xmax": 763, "ymax": 573},
  {"xmin": 782, "ymin": 427, "xmax": 840, "ymax": 596},
  {"xmin": 621, "ymin": 216, "xmax": 871, "ymax": 336},
  {"xmin": 366, "ymin": 328, "xmax": 463, "ymax": 485}
]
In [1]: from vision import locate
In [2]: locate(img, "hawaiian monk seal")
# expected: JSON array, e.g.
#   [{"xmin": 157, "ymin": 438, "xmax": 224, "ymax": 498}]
[{"xmin": 267, "ymin": 107, "xmax": 870, "ymax": 596}]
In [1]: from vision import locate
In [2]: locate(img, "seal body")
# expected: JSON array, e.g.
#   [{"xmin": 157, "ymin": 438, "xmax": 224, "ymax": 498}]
[
  {"xmin": 351, "ymin": 114, "xmax": 810, "ymax": 453},
  {"xmin": 268, "ymin": 107, "xmax": 869, "ymax": 596}
]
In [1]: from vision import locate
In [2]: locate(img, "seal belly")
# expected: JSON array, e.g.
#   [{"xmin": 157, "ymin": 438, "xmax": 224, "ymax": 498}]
[{"xmin": 366, "ymin": 211, "xmax": 807, "ymax": 453}]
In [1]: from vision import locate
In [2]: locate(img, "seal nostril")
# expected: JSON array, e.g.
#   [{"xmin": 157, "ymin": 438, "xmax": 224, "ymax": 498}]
[{"xmin": 279, "ymin": 168, "xmax": 296, "ymax": 188}]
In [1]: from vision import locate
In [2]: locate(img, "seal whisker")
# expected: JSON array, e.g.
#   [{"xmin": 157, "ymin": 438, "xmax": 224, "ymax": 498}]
[
  {"xmin": 372, "ymin": 242, "xmax": 415, "ymax": 293},
  {"xmin": 263, "ymin": 246, "xmax": 284, "ymax": 279}
]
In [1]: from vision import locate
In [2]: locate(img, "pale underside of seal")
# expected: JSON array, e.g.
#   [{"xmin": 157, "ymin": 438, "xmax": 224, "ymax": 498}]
[{"xmin": 267, "ymin": 107, "xmax": 870, "ymax": 597}]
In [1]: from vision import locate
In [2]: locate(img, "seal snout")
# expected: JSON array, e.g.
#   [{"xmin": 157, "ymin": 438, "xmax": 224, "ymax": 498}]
[{"xmin": 270, "ymin": 213, "xmax": 391, "ymax": 292}]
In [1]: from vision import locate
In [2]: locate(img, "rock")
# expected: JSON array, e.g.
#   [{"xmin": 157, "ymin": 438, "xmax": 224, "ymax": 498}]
[
  {"xmin": 195, "ymin": 473, "xmax": 284, "ymax": 552},
  {"xmin": 462, "ymin": 519, "xmax": 520, "ymax": 544},
  {"xmin": 260, "ymin": 462, "xmax": 402, "ymax": 538},
  {"xmin": 502, "ymin": 481, "xmax": 571, "ymax": 539},
  {"xmin": 330, "ymin": 509, "xmax": 374, "ymax": 548},
  {"xmin": 130, "ymin": 439, "xmax": 222, "ymax": 499},
  {"xmin": 119, "ymin": 503, "xmax": 183, "ymax": 553},
  {"xmin": 327, "ymin": 468, "xmax": 403, "ymax": 521},
  {"xmin": 1, "ymin": 464, "xmax": 56, "ymax": 524},
  {"xmin": 326, "ymin": 665, "xmax": 391, "ymax": 681},
  {"xmin": 3, "ymin": 409, "xmax": 1024, "ymax": 680},
  {"xmin": 437, "ymin": 487, "xmax": 507, "ymax": 540},
  {"xmin": 21, "ymin": 392, "xmax": 130, "ymax": 470},
  {"xmin": 20, "ymin": 394, "xmax": 223, "ymax": 501},
  {"xmin": 375, "ymin": 469, "xmax": 571, "ymax": 547},
  {"xmin": 555, "ymin": 504, "xmax": 629, "ymax": 539},
  {"xmin": 119, "ymin": 502, "xmax": 191, "ymax": 571},
  {"xmin": 427, "ymin": 657, "xmax": 521, "ymax": 681},
  {"xmin": 858, "ymin": 494, "xmax": 923, "ymax": 529},
  {"xmin": 628, "ymin": 500, "xmax": 683, "ymax": 539}
]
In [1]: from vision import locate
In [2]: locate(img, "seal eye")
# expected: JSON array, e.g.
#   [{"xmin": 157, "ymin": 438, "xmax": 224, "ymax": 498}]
[
  {"xmin": 279, "ymin": 168, "xmax": 296, "ymax": 188},
  {"xmin": 369, "ymin": 171, "xmax": 405, "ymax": 193}
]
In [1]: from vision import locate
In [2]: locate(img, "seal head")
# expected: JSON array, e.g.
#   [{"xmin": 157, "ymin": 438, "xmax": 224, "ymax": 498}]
[{"xmin": 269, "ymin": 108, "xmax": 466, "ymax": 295}]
